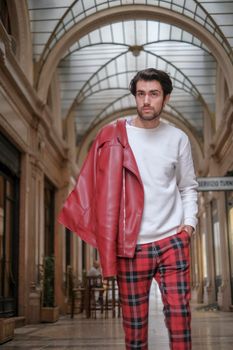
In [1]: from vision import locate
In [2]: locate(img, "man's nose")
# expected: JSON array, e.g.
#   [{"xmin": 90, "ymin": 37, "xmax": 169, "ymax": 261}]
[{"xmin": 144, "ymin": 94, "xmax": 150, "ymax": 104}]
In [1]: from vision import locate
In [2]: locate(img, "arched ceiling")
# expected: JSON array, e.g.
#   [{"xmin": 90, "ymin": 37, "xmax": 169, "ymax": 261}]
[{"xmin": 27, "ymin": 0, "xmax": 233, "ymax": 146}]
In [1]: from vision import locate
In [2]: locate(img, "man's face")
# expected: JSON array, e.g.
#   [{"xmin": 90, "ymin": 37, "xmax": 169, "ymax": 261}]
[{"xmin": 135, "ymin": 79, "xmax": 170, "ymax": 122}]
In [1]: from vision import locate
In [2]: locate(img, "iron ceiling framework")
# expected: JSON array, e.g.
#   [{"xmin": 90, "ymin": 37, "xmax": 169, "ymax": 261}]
[{"xmin": 27, "ymin": 0, "xmax": 233, "ymax": 143}]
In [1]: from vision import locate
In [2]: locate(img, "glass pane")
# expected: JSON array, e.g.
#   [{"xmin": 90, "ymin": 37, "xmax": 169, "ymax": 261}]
[
  {"xmin": 0, "ymin": 175, "xmax": 4, "ymax": 297},
  {"xmin": 227, "ymin": 191, "xmax": 233, "ymax": 304},
  {"xmin": 5, "ymin": 197, "xmax": 13, "ymax": 297},
  {"xmin": 201, "ymin": 213, "xmax": 208, "ymax": 281},
  {"xmin": 28, "ymin": 0, "xmax": 73, "ymax": 9},
  {"xmin": 44, "ymin": 179, "xmax": 55, "ymax": 256},
  {"xmin": 211, "ymin": 199, "xmax": 222, "ymax": 300},
  {"xmin": 202, "ymin": 230, "xmax": 207, "ymax": 279},
  {"xmin": 0, "ymin": 175, "xmax": 14, "ymax": 299}
]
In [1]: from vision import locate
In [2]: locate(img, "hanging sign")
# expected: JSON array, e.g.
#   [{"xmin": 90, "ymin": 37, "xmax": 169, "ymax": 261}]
[{"xmin": 197, "ymin": 177, "xmax": 233, "ymax": 191}]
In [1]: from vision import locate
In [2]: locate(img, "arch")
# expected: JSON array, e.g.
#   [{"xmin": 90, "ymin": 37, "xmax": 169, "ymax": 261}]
[
  {"xmin": 7, "ymin": 0, "xmax": 33, "ymax": 83},
  {"xmin": 74, "ymin": 82, "xmax": 209, "ymax": 143},
  {"xmin": 37, "ymin": 5, "xmax": 233, "ymax": 102},
  {"xmin": 69, "ymin": 48, "xmax": 203, "ymax": 108}
]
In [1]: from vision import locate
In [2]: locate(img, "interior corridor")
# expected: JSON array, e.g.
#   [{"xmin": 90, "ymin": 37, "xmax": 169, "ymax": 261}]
[
  {"xmin": 1, "ymin": 0, "xmax": 233, "ymax": 348},
  {"xmin": 1, "ymin": 282, "xmax": 233, "ymax": 350}
]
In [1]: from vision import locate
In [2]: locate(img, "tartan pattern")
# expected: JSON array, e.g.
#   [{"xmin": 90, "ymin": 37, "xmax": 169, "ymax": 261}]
[{"xmin": 117, "ymin": 231, "xmax": 191, "ymax": 350}]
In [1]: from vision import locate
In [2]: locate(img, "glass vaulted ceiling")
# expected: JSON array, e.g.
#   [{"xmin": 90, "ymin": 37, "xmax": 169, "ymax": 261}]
[
  {"xmin": 58, "ymin": 21, "xmax": 216, "ymax": 139},
  {"xmin": 27, "ymin": 0, "xmax": 233, "ymax": 143}
]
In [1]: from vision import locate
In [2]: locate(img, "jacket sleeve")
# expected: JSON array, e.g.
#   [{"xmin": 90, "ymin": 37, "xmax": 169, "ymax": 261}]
[
  {"xmin": 96, "ymin": 143, "xmax": 123, "ymax": 278},
  {"xmin": 58, "ymin": 138, "xmax": 98, "ymax": 247}
]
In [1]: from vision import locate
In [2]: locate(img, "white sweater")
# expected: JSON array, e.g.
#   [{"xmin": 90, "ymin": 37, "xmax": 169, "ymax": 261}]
[{"xmin": 126, "ymin": 120, "xmax": 198, "ymax": 244}]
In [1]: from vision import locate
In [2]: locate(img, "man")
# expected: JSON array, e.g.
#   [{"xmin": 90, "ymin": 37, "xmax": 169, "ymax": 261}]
[
  {"xmin": 59, "ymin": 68, "xmax": 198, "ymax": 350},
  {"xmin": 87, "ymin": 260, "xmax": 103, "ymax": 304},
  {"xmin": 87, "ymin": 260, "xmax": 102, "ymax": 277}
]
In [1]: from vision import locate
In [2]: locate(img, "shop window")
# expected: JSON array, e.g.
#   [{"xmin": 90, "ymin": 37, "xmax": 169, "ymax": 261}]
[
  {"xmin": 82, "ymin": 241, "xmax": 86, "ymax": 274},
  {"xmin": 0, "ymin": 133, "xmax": 20, "ymax": 317},
  {"xmin": 211, "ymin": 199, "xmax": 222, "ymax": 300},
  {"xmin": 44, "ymin": 178, "xmax": 55, "ymax": 257},
  {"xmin": 65, "ymin": 228, "xmax": 71, "ymax": 267},
  {"xmin": 0, "ymin": 166, "xmax": 19, "ymax": 317},
  {"xmin": 201, "ymin": 213, "xmax": 208, "ymax": 285},
  {"xmin": 94, "ymin": 248, "xmax": 98, "ymax": 261},
  {"xmin": 0, "ymin": 0, "xmax": 11, "ymax": 34},
  {"xmin": 190, "ymin": 234, "xmax": 198, "ymax": 286},
  {"xmin": 226, "ymin": 191, "xmax": 233, "ymax": 303}
]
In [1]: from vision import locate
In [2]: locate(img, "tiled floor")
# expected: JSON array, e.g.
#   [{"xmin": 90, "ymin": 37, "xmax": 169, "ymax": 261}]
[{"xmin": 2, "ymin": 282, "xmax": 233, "ymax": 349}]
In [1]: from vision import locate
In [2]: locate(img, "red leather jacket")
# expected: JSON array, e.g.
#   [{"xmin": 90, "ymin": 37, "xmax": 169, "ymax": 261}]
[{"xmin": 58, "ymin": 120, "xmax": 144, "ymax": 277}]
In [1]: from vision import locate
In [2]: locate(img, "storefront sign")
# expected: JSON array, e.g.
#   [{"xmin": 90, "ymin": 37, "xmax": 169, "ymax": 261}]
[{"xmin": 197, "ymin": 177, "xmax": 233, "ymax": 191}]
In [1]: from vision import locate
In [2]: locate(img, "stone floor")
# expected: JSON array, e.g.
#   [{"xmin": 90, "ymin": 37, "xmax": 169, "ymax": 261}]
[{"xmin": 2, "ymin": 282, "xmax": 233, "ymax": 349}]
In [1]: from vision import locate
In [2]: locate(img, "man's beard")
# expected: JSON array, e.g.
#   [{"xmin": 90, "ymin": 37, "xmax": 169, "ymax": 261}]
[{"xmin": 137, "ymin": 105, "xmax": 163, "ymax": 121}]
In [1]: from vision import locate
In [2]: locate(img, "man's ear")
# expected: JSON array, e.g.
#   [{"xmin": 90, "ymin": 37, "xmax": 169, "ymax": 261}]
[{"xmin": 163, "ymin": 94, "xmax": 170, "ymax": 105}]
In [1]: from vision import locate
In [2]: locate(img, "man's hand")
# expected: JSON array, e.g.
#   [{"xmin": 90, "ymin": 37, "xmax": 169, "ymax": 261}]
[{"xmin": 177, "ymin": 224, "xmax": 194, "ymax": 237}]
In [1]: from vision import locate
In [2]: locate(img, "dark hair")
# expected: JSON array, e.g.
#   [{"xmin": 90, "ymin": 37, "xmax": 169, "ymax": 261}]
[{"xmin": 129, "ymin": 68, "xmax": 173, "ymax": 97}]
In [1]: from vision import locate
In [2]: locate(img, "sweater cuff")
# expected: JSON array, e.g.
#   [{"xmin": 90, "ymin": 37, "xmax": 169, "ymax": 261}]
[{"xmin": 184, "ymin": 217, "xmax": 197, "ymax": 230}]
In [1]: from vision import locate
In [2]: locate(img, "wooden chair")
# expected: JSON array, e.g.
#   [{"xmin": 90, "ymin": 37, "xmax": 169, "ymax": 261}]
[
  {"xmin": 71, "ymin": 284, "xmax": 85, "ymax": 318},
  {"xmin": 67, "ymin": 267, "xmax": 85, "ymax": 318},
  {"xmin": 85, "ymin": 276, "xmax": 105, "ymax": 318},
  {"xmin": 104, "ymin": 277, "xmax": 121, "ymax": 318}
]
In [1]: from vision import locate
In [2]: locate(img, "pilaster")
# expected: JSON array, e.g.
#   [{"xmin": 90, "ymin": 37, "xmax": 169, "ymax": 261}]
[
  {"xmin": 216, "ymin": 192, "xmax": 232, "ymax": 310},
  {"xmin": 203, "ymin": 195, "xmax": 216, "ymax": 304},
  {"xmin": 27, "ymin": 155, "xmax": 44, "ymax": 323}
]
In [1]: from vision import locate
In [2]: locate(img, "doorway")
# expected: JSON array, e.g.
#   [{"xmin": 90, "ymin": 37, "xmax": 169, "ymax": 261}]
[{"xmin": 0, "ymin": 164, "xmax": 19, "ymax": 317}]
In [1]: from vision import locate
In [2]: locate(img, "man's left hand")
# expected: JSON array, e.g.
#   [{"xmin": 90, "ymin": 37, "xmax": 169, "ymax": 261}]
[{"xmin": 177, "ymin": 225, "xmax": 194, "ymax": 237}]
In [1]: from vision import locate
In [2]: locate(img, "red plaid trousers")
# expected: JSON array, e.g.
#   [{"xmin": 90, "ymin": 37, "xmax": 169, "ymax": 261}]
[{"xmin": 117, "ymin": 230, "xmax": 191, "ymax": 350}]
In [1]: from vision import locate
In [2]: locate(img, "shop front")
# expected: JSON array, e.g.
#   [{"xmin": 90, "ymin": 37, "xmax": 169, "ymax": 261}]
[{"xmin": 0, "ymin": 132, "xmax": 20, "ymax": 318}]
